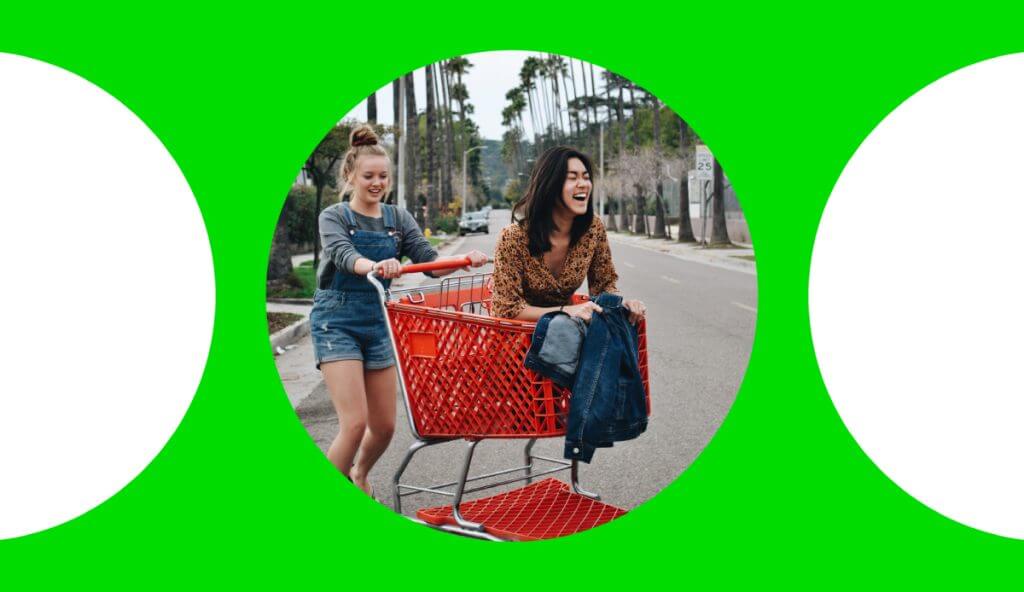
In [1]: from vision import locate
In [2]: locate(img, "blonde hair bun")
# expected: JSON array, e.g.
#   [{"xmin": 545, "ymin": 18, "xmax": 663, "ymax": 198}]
[
  {"xmin": 350, "ymin": 125, "xmax": 379, "ymax": 148},
  {"xmin": 341, "ymin": 123, "xmax": 391, "ymax": 184}
]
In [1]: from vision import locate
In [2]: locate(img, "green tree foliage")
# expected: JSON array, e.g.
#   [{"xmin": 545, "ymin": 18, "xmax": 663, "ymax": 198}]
[{"xmin": 284, "ymin": 183, "xmax": 341, "ymax": 247}]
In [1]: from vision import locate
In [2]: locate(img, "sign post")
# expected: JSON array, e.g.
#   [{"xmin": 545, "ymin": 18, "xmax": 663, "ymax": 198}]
[{"xmin": 695, "ymin": 145, "xmax": 714, "ymax": 245}]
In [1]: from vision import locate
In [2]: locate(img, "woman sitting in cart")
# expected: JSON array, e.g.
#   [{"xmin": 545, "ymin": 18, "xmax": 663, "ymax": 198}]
[
  {"xmin": 311, "ymin": 125, "xmax": 488, "ymax": 498},
  {"xmin": 491, "ymin": 146, "xmax": 646, "ymax": 324}
]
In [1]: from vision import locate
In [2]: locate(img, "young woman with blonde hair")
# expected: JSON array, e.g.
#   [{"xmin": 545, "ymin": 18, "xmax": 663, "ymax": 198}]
[{"xmin": 310, "ymin": 125, "xmax": 487, "ymax": 497}]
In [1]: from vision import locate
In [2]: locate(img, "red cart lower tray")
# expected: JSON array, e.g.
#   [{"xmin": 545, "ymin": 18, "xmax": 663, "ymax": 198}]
[{"xmin": 416, "ymin": 478, "xmax": 627, "ymax": 541}]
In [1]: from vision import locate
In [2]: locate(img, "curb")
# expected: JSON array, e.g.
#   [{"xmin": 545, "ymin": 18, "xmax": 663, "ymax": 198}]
[
  {"xmin": 606, "ymin": 232, "xmax": 757, "ymax": 275},
  {"xmin": 270, "ymin": 317, "xmax": 310, "ymax": 352},
  {"xmin": 268, "ymin": 297, "xmax": 314, "ymax": 305}
]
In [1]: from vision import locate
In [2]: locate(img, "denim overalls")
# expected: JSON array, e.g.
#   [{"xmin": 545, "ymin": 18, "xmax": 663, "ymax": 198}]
[{"xmin": 310, "ymin": 203, "xmax": 399, "ymax": 370}]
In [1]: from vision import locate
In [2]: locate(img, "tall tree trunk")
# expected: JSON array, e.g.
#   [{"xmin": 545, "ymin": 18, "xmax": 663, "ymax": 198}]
[
  {"xmin": 569, "ymin": 58, "xmax": 586, "ymax": 137},
  {"xmin": 456, "ymin": 67, "xmax": 468, "ymax": 158},
  {"xmin": 628, "ymin": 83, "xmax": 640, "ymax": 147},
  {"xmin": 677, "ymin": 114, "xmax": 696, "ymax": 242},
  {"xmin": 440, "ymin": 63, "xmax": 455, "ymax": 209},
  {"xmin": 606, "ymin": 198, "xmax": 618, "ymax": 232},
  {"xmin": 267, "ymin": 198, "xmax": 293, "ymax": 281},
  {"xmin": 633, "ymin": 184, "xmax": 646, "ymax": 235},
  {"xmin": 538, "ymin": 71, "xmax": 550, "ymax": 137},
  {"xmin": 562, "ymin": 61, "xmax": 576, "ymax": 141},
  {"xmin": 424, "ymin": 64, "xmax": 438, "ymax": 230},
  {"xmin": 616, "ymin": 83, "xmax": 626, "ymax": 157},
  {"xmin": 652, "ymin": 98, "xmax": 666, "ymax": 239},
  {"xmin": 589, "ymin": 63, "xmax": 601, "ymax": 125},
  {"xmin": 391, "ymin": 79, "xmax": 401, "ymax": 204},
  {"xmin": 533, "ymin": 85, "xmax": 546, "ymax": 144},
  {"xmin": 311, "ymin": 172, "xmax": 324, "ymax": 273},
  {"xmin": 367, "ymin": 91, "xmax": 377, "ymax": 124},
  {"xmin": 710, "ymin": 159, "xmax": 730, "ymax": 245},
  {"xmin": 404, "ymin": 72, "xmax": 421, "ymax": 225},
  {"xmin": 619, "ymin": 191, "xmax": 630, "ymax": 231}
]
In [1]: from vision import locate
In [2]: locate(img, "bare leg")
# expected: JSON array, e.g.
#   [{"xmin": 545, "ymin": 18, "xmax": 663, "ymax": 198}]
[
  {"xmin": 321, "ymin": 360, "xmax": 368, "ymax": 481},
  {"xmin": 350, "ymin": 365, "xmax": 397, "ymax": 495}
]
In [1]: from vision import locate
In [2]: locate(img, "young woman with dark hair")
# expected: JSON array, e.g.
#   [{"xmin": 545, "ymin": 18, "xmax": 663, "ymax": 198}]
[{"xmin": 491, "ymin": 145, "xmax": 645, "ymax": 324}]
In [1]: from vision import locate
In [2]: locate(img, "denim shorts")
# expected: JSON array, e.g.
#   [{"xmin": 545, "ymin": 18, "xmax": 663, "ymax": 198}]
[{"xmin": 310, "ymin": 289, "xmax": 396, "ymax": 370}]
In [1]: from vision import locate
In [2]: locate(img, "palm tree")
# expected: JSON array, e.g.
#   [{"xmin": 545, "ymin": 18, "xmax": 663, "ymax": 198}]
[
  {"xmin": 676, "ymin": 113, "xmax": 696, "ymax": 242},
  {"xmin": 531, "ymin": 56, "xmax": 553, "ymax": 139},
  {"xmin": 391, "ymin": 79, "xmax": 401, "ymax": 203},
  {"xmin": 609, "ymin": 73, "xmax": 630, "ymax": 231},
  {"xmin": 519, "ymin": 57, "xmax": 544, "ymax": 149},
  {"xmin": 447, "ymin": 56, "xmax": 473, "ymax": 158},
  {"xmin": 439, "ymin": 61, "xmax": 456, "ymax": 209},
  {"xmin": 268, "ymin": 198, "xmax": 293, "ymax": 282},
  {"xmin": 628, "ymin": 82, "xmax": 640, "ymax": 148},
  {"xmin": 367, "ymin": 91, "xmax": 377, "ymax": 124},
  {"xmin": 612, "ymin": 74, "xmax": 626, "ymax": 157},
  {"xmin": 424, "ymin": 63, "xmax": 438, "ymax": 229},
  {"xmin": 403, "ymin": 72, "xmax": 421, "ymax": 225},
  {"xmin": 651, "ymin": 97, "xmax": 667, "ymax": 238},
  {"xmin": 546, "ymin": 54, "xmax": 567, "ymax": 138},
  {"xmin": 710, "ymin": 158, "xmax": 730, "ymax": 245},
  {"xmin": 568, "ymin": 57, "xmax": 585, "ymax": 141},
  {"xmin": 588, "ymin": 62, "xmax": 601, "ymax": 127}
]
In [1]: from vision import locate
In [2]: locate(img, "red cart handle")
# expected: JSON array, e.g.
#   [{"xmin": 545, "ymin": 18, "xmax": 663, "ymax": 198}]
[{"xmin": 400, "ymin": 256, "xmax": 485, "ymax": 275}]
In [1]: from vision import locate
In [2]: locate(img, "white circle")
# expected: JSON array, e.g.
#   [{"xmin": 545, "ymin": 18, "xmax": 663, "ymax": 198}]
[
  {"xmin": 0, "ymin": 54, "xmax": 215, "ymax": 539},
  {"xmin": 810, "ymin": 54, "xmax": 1024, "ymax": 539}
]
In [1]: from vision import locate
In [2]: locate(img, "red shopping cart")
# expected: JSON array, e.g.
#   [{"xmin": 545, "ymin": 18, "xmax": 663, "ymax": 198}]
[{"xmin": 367, "ymin": 256, "xmax": 650, "ymax": 541}]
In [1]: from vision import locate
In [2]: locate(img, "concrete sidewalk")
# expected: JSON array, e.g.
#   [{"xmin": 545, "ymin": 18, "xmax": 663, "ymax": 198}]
[{"xmin": 605, "ymin": 225, "xmax": 756, "ymax": 275}]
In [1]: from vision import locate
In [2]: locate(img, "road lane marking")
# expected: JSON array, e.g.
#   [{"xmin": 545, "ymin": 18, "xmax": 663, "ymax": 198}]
[
  {"xmin": 660, "ymin": 275, "xmax": 681, "ymax": 284},
  {"xmin": 732, "ymin": 302, "xmax": 757, "ymax": 313},
  {"xmin": 624, "ymin": 261, "xmax": 636, "ymax": 268}
]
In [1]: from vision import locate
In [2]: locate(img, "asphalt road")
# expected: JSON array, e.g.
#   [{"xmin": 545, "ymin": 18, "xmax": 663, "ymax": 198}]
[{"xmin": 297, "ymin": 209, "xmax": 756, "ymax": 516}]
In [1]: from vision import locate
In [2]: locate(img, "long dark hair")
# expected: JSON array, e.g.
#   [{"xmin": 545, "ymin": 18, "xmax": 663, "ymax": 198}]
[{"xmin": 512, "ymin": 146, "xmax": 595, "ymax": 256}]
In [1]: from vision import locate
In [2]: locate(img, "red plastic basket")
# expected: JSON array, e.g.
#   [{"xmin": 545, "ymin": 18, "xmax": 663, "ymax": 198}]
[
  {"xmin": 416, "ymin": 477, "xmax": 627, "ymax": 541},
  {"xmin": 387, "ymin": 278, "xmax": 649, "ymax": 439}
]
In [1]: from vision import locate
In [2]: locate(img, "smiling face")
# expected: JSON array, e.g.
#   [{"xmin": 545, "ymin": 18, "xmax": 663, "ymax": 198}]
[
  {"xmin": 348, "ymin": 154, "xmax": 390, "ymax": 205},
  {"xmin": 557, "ymin": 157, "xmax": 592, "ymax": 217}
]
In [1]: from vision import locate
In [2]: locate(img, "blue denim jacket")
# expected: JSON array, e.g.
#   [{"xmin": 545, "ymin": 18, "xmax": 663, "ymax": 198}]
[
  {"xmin": 524, "ymin": 312, "xmax": 587, "ymax": 388},
  {"xmin": 524, "ymin": 293, "xmax": 648, "ymax": 463}
]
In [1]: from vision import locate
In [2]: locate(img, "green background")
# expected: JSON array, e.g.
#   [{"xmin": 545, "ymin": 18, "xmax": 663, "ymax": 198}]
[{"xmin": 2, "ymin": 3, "xmax": 1021, "ymax": 586}]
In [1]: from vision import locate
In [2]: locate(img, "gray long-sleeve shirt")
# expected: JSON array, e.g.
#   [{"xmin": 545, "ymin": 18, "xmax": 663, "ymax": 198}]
[{"xmin": 316, "ymin": 203, "xmax": 438, "ymax": 289}]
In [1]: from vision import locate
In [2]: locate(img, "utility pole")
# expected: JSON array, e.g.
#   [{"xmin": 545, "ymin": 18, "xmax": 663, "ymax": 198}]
[{"xmin": 462, "ymin": 145, "xmax": 483, "ymax": 211}]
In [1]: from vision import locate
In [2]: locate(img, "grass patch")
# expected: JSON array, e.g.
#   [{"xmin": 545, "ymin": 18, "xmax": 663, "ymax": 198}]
[
  {"xmin": 731, "ymin": 254, "xmax": 756, "ymax": 262},
  {"xmin": 268, "ymin": 312, "xmax": 303, "ymax": 334},
  {"xmin": 267, "ymin": 260, "xmax": 317, "ymax": 299}
]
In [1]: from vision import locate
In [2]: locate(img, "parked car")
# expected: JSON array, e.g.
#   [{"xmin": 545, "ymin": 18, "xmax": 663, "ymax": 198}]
[{"xmin": 459, "ymin": 210, "xmax": 490, "ymax": 235}]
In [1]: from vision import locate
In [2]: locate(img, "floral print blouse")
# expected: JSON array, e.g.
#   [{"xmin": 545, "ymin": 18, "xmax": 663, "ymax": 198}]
[{"xmin": 490, "ymin": 218, "xmax": 619, "ymax": 319}]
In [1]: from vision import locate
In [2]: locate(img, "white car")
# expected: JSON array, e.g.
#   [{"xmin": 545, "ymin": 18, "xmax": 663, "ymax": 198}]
[{"xmin": 459, "ymin": 211, "xmax": 489, "ymax": 235}]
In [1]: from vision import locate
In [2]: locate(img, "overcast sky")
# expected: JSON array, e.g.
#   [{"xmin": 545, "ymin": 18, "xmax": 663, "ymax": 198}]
[{"xmin": 346, "ymin": 50, "xmax": 610, "ymax": 141}]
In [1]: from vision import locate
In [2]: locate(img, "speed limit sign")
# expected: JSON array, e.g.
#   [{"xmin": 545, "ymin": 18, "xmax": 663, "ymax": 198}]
[{"xmin": 695, "ymin": 145, "xmax": 714, "ymax": 180}]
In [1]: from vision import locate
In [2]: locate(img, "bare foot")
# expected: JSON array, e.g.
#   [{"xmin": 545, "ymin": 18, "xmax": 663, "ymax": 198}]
[{"xmin": 349, "ymin": 467, "xmax": 373, "ymax": 497}]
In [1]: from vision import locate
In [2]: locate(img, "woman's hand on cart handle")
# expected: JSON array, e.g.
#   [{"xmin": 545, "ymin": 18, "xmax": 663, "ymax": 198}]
[
  {"xmin": 400, "ymin": 254, "xmax": 492, "ymax": 275},
  {"xmin": 461, "ymin": 250, "xmax": 489, "ymax": 271},
  {"xmin": 371, "ymin": 258, "xmax": 403, "ymax": 279}
]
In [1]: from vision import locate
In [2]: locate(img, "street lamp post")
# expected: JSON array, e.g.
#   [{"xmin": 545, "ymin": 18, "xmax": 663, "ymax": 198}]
[{"xmin": 462, "ymin": 145, "xmax": 483, "ymax": 211}]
